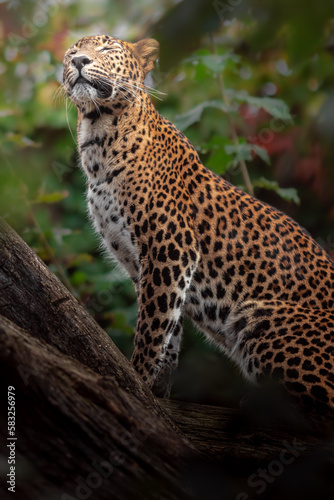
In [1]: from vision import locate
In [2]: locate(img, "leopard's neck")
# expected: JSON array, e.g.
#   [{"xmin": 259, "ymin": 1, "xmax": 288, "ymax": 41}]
[{"xmin": 77, "ymin": 93, "xmax": 160, "ymax": 183}]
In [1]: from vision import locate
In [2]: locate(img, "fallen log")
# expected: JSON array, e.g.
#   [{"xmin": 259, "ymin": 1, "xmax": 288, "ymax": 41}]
[{"xmin": 0, "ymin": 314, "xmax": 195, "ymax": 500}]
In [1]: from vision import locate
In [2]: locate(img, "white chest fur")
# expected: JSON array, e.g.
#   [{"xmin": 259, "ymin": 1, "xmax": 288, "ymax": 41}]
[
  {"xmin": 79, "ymin": 116, "xmax": 140, "ymax": 283},
  {"xmin": 86, "ymin": 182, "xmax": 139, "ymax": 281}
]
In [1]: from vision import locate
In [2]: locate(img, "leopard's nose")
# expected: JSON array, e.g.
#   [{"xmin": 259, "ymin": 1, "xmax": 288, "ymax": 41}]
[{"xmin": 71, "ymin": 55, "xmax": 92, "ymax": 70}]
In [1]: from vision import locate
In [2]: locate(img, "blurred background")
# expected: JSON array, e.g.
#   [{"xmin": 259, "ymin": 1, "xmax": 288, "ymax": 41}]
[{"xmin": 0, "ymin": 0, "xmax": 333, "ymax": 408}]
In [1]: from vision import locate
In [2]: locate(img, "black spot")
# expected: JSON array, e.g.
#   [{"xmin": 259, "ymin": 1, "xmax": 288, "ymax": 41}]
[
  {"xmin": 153, "ymin": 333, "xmax": 163, "ymax": 345},
  {"xmin": 311, "ymin": 385, "xmax": 329, "ymax": 403},
  {"xmin": 107, "ymin": 166, "xmax": 126, "ymax": 183},
  {"xmin": 153, "ymin": 268, "xmax": 161, "ymax": 287},
  {"xmin": 157, "ymin": 293, "xmax": 168, "ymax": 313},
  {"xmin": 216, "ymin": 283, "xmax": 225, "ymax": 299},
  {"xmin": 274, "ymin": 352, "xmax": 285, "ymax": 363},
  {"xmin": 286, "ymin": 369, "xmax": 299, "ymax": 379},
  {"xmin": 285, "ymin": 381, "xmax": 306, "ymax": 393},
  {"xmin": 303, "ymin": 374, "xmax": 320, "ymax": 383},
  {"xmin": 162, "ymin": 267, "xmax": 172, "ymax": 286},
  {"xmin": 178, "ymin": 277, "xmax": 186, "ymax": 290},
  {"xmin": 156, "ymin": 230, "xmax": 164, "ymax": 243},
  {"xmin": 256, "ymin": 342, "xmax": 270, "ymax": 354},
  {"xmin": 146, "ymin": 301, "xmax": 156, "ymax": 318},
  {"xmin": 168, "ymin": 243, "xmax": 180, "ymax": 261},
  {"xmin": 287, "ymin": 356, "xmax": 301, "ymax": 366},
  {"xmin": 158, "ymin": 246, "xmax": 167, "ymax": 262},
  {"xmin": 141, "ymin": 243, "xmax": 148, "ymax": 258},
  {"xmin": 147, "ymin": 283, "xmax": 154, "ymax": 299},
  {"xmin": 302, "ymin": 359, "xmax": 316, "ymax": 371},
  {"xmin": 152, "ymin": 319, "xmax": 161, "ymax": 332},
  {"xmin": 234, "ymin": 317, "xmax": 247, "ymax": 332},
  {"xmin": 173, "ymin": 265, "xmax": 181, "ymax": 281},
  {"xmin": 185, "ymin": 231, "xmax": 193, "ymax": 245},
  {"xmin": 219, "ymin": 306, "xmax": 230, "ymax": 322},
  {"xmin": 204, "ymin": 304, "xmax": 217, "ymax": 321}
]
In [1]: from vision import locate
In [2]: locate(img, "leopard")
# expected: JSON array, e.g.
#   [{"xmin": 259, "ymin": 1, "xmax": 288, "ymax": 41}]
[{"xmin": 62, "ymin": 35, "xmax": 334, "ymax": 418}]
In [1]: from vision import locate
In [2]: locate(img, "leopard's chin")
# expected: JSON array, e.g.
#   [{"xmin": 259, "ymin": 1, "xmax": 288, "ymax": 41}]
[
  {"xmin": 70, "ymin": 85, "xmax": 96, "ymax": 104},
  {"xmin": 70, "ymin": 86, "xmax": 112, "ymax": 106},
  {"xmin": 72, "ymin": 76, "xmax": 112, "ymax": 100}
]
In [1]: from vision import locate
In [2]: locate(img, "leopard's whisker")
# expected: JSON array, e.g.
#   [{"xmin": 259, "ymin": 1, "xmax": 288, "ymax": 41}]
[
  {"xmin": 94, "ymin": 76, "xmax": 158, "ymax": 122},
  {"xmin": 115, "ymin": 85, "xmax": 156, "ymax": 122},
  {"xmin": 95, "ymin": 75, "xmax": 165, "ymax": 101},
  {"xmin": 65, "ymin": 99, "xmax": 77, "ymax": 144},
  {"xmin": 53, "ymin": 83, "xmax": 67, "ymax": 103}
]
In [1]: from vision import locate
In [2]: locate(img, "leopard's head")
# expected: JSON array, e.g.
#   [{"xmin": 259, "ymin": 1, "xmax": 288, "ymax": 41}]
[{"xmin": 63, "ymin": 35, "xmax": 159, "ymax": 108}]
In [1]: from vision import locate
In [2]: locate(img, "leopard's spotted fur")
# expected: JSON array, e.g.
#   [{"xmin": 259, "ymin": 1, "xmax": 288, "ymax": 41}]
[{"xmin": 63, "ymin": 35, "xmax": 334, "ymax": 415}]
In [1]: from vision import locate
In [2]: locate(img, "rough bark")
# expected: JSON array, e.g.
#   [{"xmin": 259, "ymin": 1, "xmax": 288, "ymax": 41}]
[
  {"xmin": 0, "ymin": 217, "xmax": 195, "ymax": 499},
  {"xmin": 0, "ymin": 217, "xmax": 333, "ymax": 500},
  {"xmin": 161, "ymin": 399, "xmax": 334, "ymax": 461},
  {"xmin": 0, "ymin": 216, "xmax": 156, "ymax": 405},
  {"xmin": 0, "ymin": 314, "xmax": 195, "ymax": 500}
]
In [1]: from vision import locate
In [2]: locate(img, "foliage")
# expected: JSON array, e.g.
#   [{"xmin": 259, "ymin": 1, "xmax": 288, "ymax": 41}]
[{"xmin": 0, "ymin": 0, "xmax": 334, "ymax": 405}]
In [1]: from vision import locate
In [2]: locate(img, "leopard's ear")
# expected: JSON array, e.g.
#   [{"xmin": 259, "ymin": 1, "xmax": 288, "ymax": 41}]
[{"xmin": 133, "ymin": 38, "xmax": 159, "ymax": 76}]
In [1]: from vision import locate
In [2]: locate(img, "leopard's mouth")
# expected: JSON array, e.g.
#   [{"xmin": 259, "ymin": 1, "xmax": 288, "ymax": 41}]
[{"xmin": 72, "ymin": 75, "xmax": 112, "ymax": 99}]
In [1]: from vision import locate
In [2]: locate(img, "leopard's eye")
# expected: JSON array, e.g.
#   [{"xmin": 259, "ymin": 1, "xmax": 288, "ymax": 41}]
[
  {"xmin": 98, "ymin": 42, "xmax": 122, "ymax": 53},
  {"xmin": 68, "ymin": 49, "xmax": 77, "ymax": 56}
]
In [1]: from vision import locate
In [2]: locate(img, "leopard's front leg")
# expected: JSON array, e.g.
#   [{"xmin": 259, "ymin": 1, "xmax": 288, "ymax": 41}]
[
  {"xmin": 131, "ymin": 234, "xmax": 199, "ymax": 394},
  {"xmin": 151, "ymin": 318, "xmax": 183, "ymax": 398}
]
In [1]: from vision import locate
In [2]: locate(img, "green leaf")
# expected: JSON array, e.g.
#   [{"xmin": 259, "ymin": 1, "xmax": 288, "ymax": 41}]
[
  {"xmin": 207, "ymin": 149, "xmax": 233, "ymax": 174},
  {"xmin": 174, "ymin": 100, "xmax": 230, "ymax": 131},
  {"xmin": 225, "ymin": 143, "xmax": 253, "ymax": 163},
  {"xmin": 231, "ymin": 91, "xmax": 293, "ymax": 121},
  {"xmin": 205, "ymin": 135, "xmax": 235, "ymax": 149},
  {"xmin": 225, "ymin": 142, "xmax": 271, "ymax": 165},
  {"xmin": 185, "ymin": 53, "xmax": 240, "ymax": 74},
  {"xmin": 204, "ymin": 137, "xmax": 234, "ymax": 174},
  {"xmin": 254, "ymin": 177, "xmax": 300, "ymax": 204},
  {"xmin": 34, "ymin": 191, "xmax": 69, "ymax": 204},
  {"xmin": 70, "ymin": 270, "xmax": 87, "ymax": 286},
  {"xmin": 205, "ymin": 138, "xmax": 270, "ymax": 174},
  {"xmin": 250, "ymin": 145, "xmax": 271, "ymax": 165}
]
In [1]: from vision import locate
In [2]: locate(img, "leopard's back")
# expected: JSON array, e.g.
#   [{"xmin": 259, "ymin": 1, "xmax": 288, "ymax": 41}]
[{"xmin": 179, "ymin": 158, "xmax": 334, "ymax": 412}]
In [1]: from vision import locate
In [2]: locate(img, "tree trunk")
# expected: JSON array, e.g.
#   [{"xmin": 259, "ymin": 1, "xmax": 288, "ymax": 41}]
[{"xmin": 0, "ymin": 217, "xmax": 333, "ymax": 500}]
